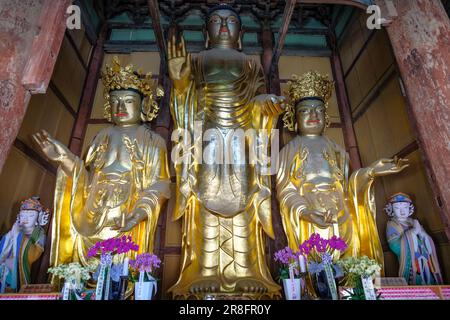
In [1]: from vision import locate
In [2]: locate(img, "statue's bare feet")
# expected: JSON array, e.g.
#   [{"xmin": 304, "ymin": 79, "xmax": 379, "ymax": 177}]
[
  {"xmin": 189, "ymin": 279, "xmax": 220, "ymax": 294},
  {"xmin": 236, "ymin": 279, "xmax": 268, "ymax": 294}
]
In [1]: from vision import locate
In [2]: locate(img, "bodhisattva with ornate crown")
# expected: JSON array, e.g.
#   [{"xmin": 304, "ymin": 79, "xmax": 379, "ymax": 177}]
[
  {"xmin": 32, "ymin": 57, "xmax": 171, "ymax": 284},
  {"xmin": 168, "ymin": 4, "xmax": 284, "ymax": 298},
  {"xmin": 276, "ymin": 71, "xmax": 409, "ymax": 270}
]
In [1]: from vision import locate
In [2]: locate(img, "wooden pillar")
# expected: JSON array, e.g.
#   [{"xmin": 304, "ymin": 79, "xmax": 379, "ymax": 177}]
[
  {"xmin": 270, "ymin": 0, "xmax": 296, "ymax": 93},
  {"xmin": 260, "ymin": 22, "xmax": 287, "ymax": 276},
  {"xmin": 261, "ymin": 23, "xmax": 273, "ymax": 83},
  {"xmin": 154, "ymin": 23, "xmax": 176, "ymax": 144},
  {"xmin": 0, "ymin": 0, "xmax": 71, "ymax": 173},
  {"xmin": 329, "ymin": 37, "xmax": 363, "ymax": 170},
  {"xmin": 376, "ymin": 0, "xmax": 450, "ymax": 238},
  {"xmin": 150, "ymin": 18, "xmax": 176, "ymax": 298},
  {"xmin": 68, "ymin": 25, "xmax": 107, "ymax": 156}
]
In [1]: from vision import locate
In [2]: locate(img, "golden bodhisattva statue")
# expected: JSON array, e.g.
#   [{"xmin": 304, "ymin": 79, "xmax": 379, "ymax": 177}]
[
  {"xmin": 32, "ymin": 57, "xmax": 170, "ymax": 282},
  {"xmin": 168, "ymin": 4, "xmax": 284, "ymax": 298},
  {"xmin": 276, "ymin": 71, "xmax": 409, "ymax": 269}
]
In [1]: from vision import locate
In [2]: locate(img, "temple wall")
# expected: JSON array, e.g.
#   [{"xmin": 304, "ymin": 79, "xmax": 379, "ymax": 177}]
[
  {"xmin": 340, "ymin": 12, "xmax": 450, "ymax": 281},
  {"xmin": 0, "ymin": 25, "xmax": 92, "ymax": 240}
]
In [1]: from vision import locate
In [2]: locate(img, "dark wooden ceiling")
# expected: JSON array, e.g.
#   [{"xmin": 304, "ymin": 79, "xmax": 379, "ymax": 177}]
[{"xmin": 81, "ymin": 0, "xmax": 358, "ymax": 55}]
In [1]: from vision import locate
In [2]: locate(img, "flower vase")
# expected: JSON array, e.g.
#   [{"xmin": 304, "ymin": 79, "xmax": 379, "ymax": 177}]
[
  {"xmin": 282, "ymin": 278, "xmax": 301, "ymax": 300},
  {"xmin": 313, "ymin": 270, "xmax": 331, "ymax": 299},
  {"xmin": 109, "ymin": 278, "xmax": 121, "ymax": 300},
  {"xmin": 313, "ymin": 267, "xmax": 338, "ymax": 300},
  {"xmin": 134, "ymin": 271, "xmax": 157, "ymax": 300}
]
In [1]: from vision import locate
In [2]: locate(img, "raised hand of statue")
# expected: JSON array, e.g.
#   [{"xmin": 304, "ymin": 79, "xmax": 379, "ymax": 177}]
[
  {"xmin": 168, "ymin": 35, "xmax": 191, "ymax": 91},
  {"xmin": 253, "ymin": 94, "xmax": 286, "ymax": 117},
  {"xmin": 32, "ymin": 129, "xmax": 76, "ymax": 174},
  {"xmin": 113, "ymin": 208, "xmax": 147, "ymax": 232},
  {"xmin": 369, "ymin": 157, "xmax": 409, "ymax": 177}
]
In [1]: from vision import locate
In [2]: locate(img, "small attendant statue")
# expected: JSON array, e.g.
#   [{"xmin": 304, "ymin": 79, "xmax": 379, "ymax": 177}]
[
  {"xmin": 385, "ymin": 193, "xmax": 443, "ymax": 285},
  {"xmin": 0, "ymin": 197, "xmax": 49, "ymax": 292}
]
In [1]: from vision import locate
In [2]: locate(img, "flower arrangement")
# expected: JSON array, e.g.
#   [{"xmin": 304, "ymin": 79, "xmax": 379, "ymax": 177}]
[
  {"xmin": 299, "ymin": 233, "xmax": 347, "ymax": 275},
  {"xmin": 337, "ymin": 256, "xmax": 381, "ymax": 300},
  {"xmin": 274, "ymin": 247, "xmax": 301, "ymax": 281},
  {"xmin": 298, "ymin": 234, "xmax": 347, "ymax": 300},
  {"xmin": 337, "ymin": 256, "xmax": 381, "ymax": 284},
  {"xmin": 87, "ymin": 235, "xmax": 139, "ymax": 259},
  {"xmin": 130, "ymin": 253, "xmax": 161, "ymax": 274},
  {"xmin": 129, "ymin": 253, "xmax": 161, "ymax": 300},
  {"xmin": 87, "ymin": 236, "xmax": 139, "ymax": 300},
  {"xmin": 48, "ymin": 262, "xmax": 96, "ymax": 285}
]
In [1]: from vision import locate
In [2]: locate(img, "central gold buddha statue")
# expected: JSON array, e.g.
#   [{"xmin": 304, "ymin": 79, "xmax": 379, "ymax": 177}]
[
  {"xmin": 276, "ymin": 71, "xmax": 409, "ymax": 269},
  {"xmin": 168, "ymin": 4, "xmax": 284, "ymax": 298}
]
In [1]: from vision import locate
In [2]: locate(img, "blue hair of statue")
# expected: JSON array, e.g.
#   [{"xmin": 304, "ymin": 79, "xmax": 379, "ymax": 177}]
[{"xmin": 207, "ymin": 4, "xmax": 242, "ymax": 25}]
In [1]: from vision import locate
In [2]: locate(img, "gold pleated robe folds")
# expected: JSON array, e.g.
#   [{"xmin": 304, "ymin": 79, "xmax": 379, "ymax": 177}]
[
  {"xmin": 276, "ymin": 136, "xmax": 384, "ymax": 269},
  {"xmin": 49, "ymin": 125, "xmax": 170, "ymax": 279},
  {"xmin": 169, "ymin": 51, "xmax": 280, "ymax": 297}
]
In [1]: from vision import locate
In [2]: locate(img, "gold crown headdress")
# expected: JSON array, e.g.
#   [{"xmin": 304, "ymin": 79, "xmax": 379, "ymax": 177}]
[
  {"xmin": 102, "ymin": 56, "xmax": 164, "ymax": 122},
  {"xmin": 282, "ymin": 71, "xmax": 334, "ymax": 132}
]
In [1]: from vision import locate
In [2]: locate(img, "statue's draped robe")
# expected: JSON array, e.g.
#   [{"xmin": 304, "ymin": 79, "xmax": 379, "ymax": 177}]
[
  {"xmin": 276, "ymin": 136, "xmax": 384, "ymax": 268},
  {"xmin": 0, "ymin": 226, "xmax": 45, "ymax": 292},
  {"xmin": 169, "ymin": 52, "xmax": 280, "ymax": 296},
  {"xmin": 387, "ymin": 219, "xmax": 443, "ymax": 284},
  {"xmin": 50, "ymin": 126, "xmax": 170, "ymax": 275}
]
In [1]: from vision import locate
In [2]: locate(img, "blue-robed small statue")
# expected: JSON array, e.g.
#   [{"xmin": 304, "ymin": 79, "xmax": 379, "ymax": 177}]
[
  {"xmin": 0, "ymin": 197, "xmax": 49, "ymax": 292},
  {"xmin": 385, "ymin": 193, "xmax": 443, "ymax": 285}
]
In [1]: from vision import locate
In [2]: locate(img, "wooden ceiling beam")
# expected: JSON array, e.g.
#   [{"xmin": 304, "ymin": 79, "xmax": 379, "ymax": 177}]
[
  {"xmin": 147, "ymin": 0, "xmax": 167, "ymax": 67},
  {"xmin": 299, "ymin": 0, "xmax": 368, "ymax": 10},
  {"xmin": 107, "ymin": 22, "xmax": 329, "ymax": 35}
]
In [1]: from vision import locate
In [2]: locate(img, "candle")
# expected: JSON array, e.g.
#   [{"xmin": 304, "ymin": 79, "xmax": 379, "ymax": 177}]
[
  {"xmin": 299, "ymin": 255, "xmax": 306, "ymax": 273},
  {"xmin": 122, "ymin": 257, "xmax": 129, "ymax": 276}
]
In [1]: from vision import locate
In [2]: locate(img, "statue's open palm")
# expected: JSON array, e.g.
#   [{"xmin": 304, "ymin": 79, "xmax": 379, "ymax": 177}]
[
  {"xmin": 168, "ymin": 35, "xmax": 191, "ymax": 82},
  {"xmin": 32, "ymin": 129, "xmax": 72, "ymax": 163},
  {"xmin": 370, "ymin": 157, "xmax": 409, "ymax": 177}
]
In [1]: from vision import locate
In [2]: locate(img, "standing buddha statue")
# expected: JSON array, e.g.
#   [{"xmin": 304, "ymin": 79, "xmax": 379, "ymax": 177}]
[
  {"xmin": 32, "ymin": 57, "xmax": 171, "ymax": 281},
  {"xmin": 276, "ymin": 71, "xmax": 409, "ymax": 269},
  {"xmin": 167, "ymin": 4, "xmax": 285, "ymax": 298}
]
